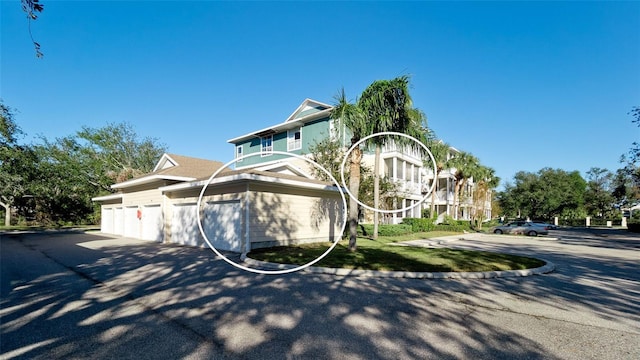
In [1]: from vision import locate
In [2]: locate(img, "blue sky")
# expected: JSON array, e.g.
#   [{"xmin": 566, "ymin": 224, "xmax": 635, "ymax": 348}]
[{"xmin": 2, "ymin": 1, "xmax": 639, "ymax": 188}]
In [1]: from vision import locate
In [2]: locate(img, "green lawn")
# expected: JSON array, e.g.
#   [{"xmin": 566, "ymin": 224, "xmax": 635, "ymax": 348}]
[{"xmin": 248, "ymin": 232, "xmax": 545, "ymax": 272}]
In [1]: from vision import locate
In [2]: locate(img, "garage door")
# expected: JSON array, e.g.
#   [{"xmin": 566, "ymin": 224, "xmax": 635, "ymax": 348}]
[
  {"xmin": 141, "ymin": 205, "xmax": 163, "ymax": 242},
  {"xmin": 101, "ymin": 207, "xmax": 114, "ymax": 234},
  {"xmin": 171, "ymin": 203, "xmax": 203, "ymax": 247},
  {"xmin": 124, "ymin": 206, "xmax": 140, "ymax": 238},
  {"xmin": 203, "ymin": 201, "xmax": 242, "ymax": 252},
  {"xmin": 114, "ymin": 207, "xmax": 124, "ymax": 235}
]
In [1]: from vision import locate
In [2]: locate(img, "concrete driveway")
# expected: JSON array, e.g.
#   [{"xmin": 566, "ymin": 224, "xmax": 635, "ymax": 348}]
[{"xmin": 1, "ymin": 228, "xmax": 639, "ymax": 359}]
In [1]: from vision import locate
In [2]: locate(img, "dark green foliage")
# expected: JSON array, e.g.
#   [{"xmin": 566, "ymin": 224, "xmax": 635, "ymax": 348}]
[
  {"xmin": 434, "ymin": 223, "xmax": 471, "ymax": 232},
  {"xmin": 498, "ymin": 168, "xmax": 587, "ymax": 220},
  {"xmin": 402, "ymin": 218, "xmax": 435, "ymax": 232},
  {"xmin": 584, "ymin": 167, "xmax": 616, "ymax": 218},
  {"xmin": 1, "ymin": 101, "xmax": 166, "ymax": 226},
  {"xmin": 357, "ymin": 224, "xmax": 413, "ymax": 237},
  {"xmin": 627, "ymin": 219, "xmax": 640, "ymax": 233},
  {"xmin": 402, "ymin": 217, "xmax": 472, "ymax": 232}
]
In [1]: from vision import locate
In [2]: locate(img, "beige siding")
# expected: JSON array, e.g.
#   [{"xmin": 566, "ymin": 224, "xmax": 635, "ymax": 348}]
[
  {"xmin": 122, "ymin": 187, "xmax": 163, "ymax": 206},
  {"xmin": 247, "ymin": 183, "xmax": 344, "ymax": 249}
]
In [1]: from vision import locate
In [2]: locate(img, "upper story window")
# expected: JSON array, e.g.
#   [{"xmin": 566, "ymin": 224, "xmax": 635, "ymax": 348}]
[
  {"xmin": 261, "ymin": 136, "xmax": 273, "ymax": 157},
  {"xmin": 287, "ymin": 127, "xmax": 301, "ymax": 151},
  {"xmin": 235, "ymin": 145, "xmax": 243, "ymax": 162}
]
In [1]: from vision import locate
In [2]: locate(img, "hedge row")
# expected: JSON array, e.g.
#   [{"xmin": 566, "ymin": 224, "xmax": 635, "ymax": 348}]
[
  {"xmin": 401, "ymin": 218, "xmax": 435, "ymax": 232},
  {"xmin": 357, "ymin": 224, "xmax": 413, "ymax": 237},
  {"xmin": 628, "ymin": 219, "xmax": 640, "ymax": 233}
]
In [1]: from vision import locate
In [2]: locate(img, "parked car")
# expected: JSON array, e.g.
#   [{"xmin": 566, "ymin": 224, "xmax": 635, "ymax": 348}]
[
  {"xmin": 492, "ymin": 221, "xmax": 549, "ymax": 236},
  {"xmin": 530, "ymin": 221, "xmax": 557, "ymax": 230}
]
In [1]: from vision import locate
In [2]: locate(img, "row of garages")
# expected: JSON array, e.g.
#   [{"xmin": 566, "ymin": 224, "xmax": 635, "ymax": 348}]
[
  {"xmin": 99, "ymin": 201, "xmax": 243, "ymax": 252},
  {"xmin": 95, "ymin": 170, "xmax": 344, "ymax": 253}
]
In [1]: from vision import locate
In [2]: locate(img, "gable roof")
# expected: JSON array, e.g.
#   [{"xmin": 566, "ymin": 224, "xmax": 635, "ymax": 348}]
[
  {"xmin": 227, "ymin": 98, "xmax": 333, "ymax": 144},
  {"xmin": 285, "ymin": 98, "xmax": 333, "ymax": 122},
  {"xmin": 111, "ymin": 153, "xmax": 226, "ymax": 189},
  {"xmin": 160, "ymin": 167, "xmax": 337, "ymax": 194}
]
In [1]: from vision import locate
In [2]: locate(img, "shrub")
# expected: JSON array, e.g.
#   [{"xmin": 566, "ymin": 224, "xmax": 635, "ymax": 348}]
[
  {"xmin": 434, "ymin": 223, "xmax": 471, "ymax": 232},
  {"xmin": 628, "ymin": 219, "xmax": 640, "ymax": 233},
  {"xmin": 357, "ymin": 223, "xmax": 413, "ymax": 237},
  {"xmin": 402, "ymin": 218, "xmax": 435, "ymax": 232}
]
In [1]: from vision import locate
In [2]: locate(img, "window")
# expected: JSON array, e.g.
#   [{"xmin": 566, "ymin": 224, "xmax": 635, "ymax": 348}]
[
  {"xmin": 287, "ymin": 127, "xmax": 301, "ymax": 151},
  {"xmin": 235, "ymin": 145, "xmax": 243, "ymax": 162},
  {"xmin": 261, "ymin": 136, "xmax": 273, "ymax": 156}
]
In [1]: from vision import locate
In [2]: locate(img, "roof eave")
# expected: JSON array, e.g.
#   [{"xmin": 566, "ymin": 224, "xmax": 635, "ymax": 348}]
[
  {"xmin": 159, "ymin": 173, "xmax": 339, "ymax": 193},
  {"xmin": 111, "ymin": 174, "xmax": 196, "ymax": 189},
  {"xmin": 227, "ymin": 108, "xmax": 332, "ymax": 144},
  {"xmin": 91, "ymin": 194, "xmax": 123, "ymax": 202}
]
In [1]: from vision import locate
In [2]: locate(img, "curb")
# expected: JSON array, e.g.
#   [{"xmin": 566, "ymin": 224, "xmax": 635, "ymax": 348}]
[{"xmin": 242, "ymin": 256, "xmax": 556, "ymax": 280}]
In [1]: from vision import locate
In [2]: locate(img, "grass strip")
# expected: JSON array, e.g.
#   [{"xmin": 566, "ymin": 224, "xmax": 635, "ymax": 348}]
[{"xmin": 248, "ymin": 232, "xmax": 545, "ymax": 272}]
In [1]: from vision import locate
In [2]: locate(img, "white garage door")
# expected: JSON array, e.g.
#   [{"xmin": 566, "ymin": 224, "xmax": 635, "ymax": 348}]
[
  {"xmin": 101, "ymin": 207, "xmax": 114, "ymax": 234},
  {"xmin": 141, "ymin": 205, "xmax": 163, "ymax": 242},
  {"xmin": 203, "ymin": 201, "xmax": 242, "ymax": 252},
  {"xmin": 171, "ymin": 203, "xmax": 203, "ymax": 247},
  {"xmin": 114, "ymin": 207, "xmax": 124, "ymax": 235},
  {"xmin": 124, "ymin": 206, "xmax": 140, "ymax": 238}
]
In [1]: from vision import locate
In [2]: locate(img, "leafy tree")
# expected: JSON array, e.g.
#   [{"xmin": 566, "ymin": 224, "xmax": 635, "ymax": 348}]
[
  {"xmin": 21, "ymin": 0, "xmax": 44, "ymax": 57},
  {"xmin": 584, "ymin": 167, "xmax": 615, "ymax": 218},
  {"xmin": 1, "ymin": 119, "xmax": 167, "ymax": 226},
  {"xmin": 308, "ymin": 136, "xmax": 399, "ymax": 237},
  {"xmin": 620, "ymin": 106, "xmax": 640, "ymax": 203},
  {"xmin": 498, "ymin": 168, "xmax": 586, "ymax": 220},
  {"xmin": 612, "ymin": 168, "xmax": 640, "ymax": 208},
  {"xmin": 43, "ymin": 122, "xmax": 168, "ymax": 194},
  {"xmin": 29, "ymin": 142, "xmax": 96, "ymax": 225},
  {"xmin": 0, "ymin": 101, "xmax": 30, "ymax": 225}
]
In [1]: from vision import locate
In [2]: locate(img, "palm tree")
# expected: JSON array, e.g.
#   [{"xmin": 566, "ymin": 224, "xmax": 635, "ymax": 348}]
[
  {"xmin": 424, "ymin": 139, "xmax": 452, "ymax": 220},
  {"xmin": 471, "ymin": 166, "xmax": 500, "ymax": 228},
  {"xmin": 357, "ymin": 76, "xmax": 424, "ymax": 238},
  {"xmin": 450, "ymin": 151, "xmax": 480, "ymax": 220},
  {"xmin": 330, "ymin": 88, "xmax": 367, "ymax": 252}
]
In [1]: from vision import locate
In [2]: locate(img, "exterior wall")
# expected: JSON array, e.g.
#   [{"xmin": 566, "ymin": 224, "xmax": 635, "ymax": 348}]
[
  {"xmin": 121, "ymin": 184, "xmax": 164, "ymax": 206},
  {"xmin": 247, "ymin": 182, "xmax": 344, "ymax": 249},
  {"xmin": 164, "ymin": 180, "xmax": 342, "ymax": 252},
  {"xmin": 232, "ymin": 117, "xmax": 332, "ymax": 168}
]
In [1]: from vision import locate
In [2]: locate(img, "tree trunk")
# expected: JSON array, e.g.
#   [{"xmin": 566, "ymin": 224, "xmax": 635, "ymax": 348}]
[
  {"xmin": 0, "ymin": 201, "xmax": 10, "ymax": 227},
  {"xmin": 430, "ymin": 170, "xmax": 439, "ymax": 219},
  {"xmin": 452, "ymin": 182, "xmax": 459, "ymax": 220},
  {"xmin": 348, "ymin": 145, "xmax": 362, "ymax": 252},
  {"xmin": 373, "ymin": 145, "xmax": 381, "ymax": 239},
  {"xmin": 455, "ymin": 179, "xmax": 466, "ymax": 220}
]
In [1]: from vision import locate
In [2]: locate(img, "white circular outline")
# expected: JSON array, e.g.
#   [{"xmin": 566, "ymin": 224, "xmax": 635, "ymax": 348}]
[
  {"xmin": 340, "ymin": 131, "xmax": 437, "ymax": 214},
  {"xmin": 196, "ymin": 151, "xmax": 348, "ymax": 275}
]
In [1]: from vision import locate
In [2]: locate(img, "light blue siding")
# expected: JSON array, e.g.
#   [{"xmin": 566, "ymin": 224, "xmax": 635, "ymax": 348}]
[{"xmin": 231, "ymin": 116, "xmax": 333, "ymax": 168}]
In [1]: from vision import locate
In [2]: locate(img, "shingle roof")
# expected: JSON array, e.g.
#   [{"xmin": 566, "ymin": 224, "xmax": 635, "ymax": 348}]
[
  {"xmin": 158, "ymin": 154, "xmax": 227, "ymax": 179},
  {"xmin": 111, "ymin": 153, "xmax": 228, "ymax": 189}
]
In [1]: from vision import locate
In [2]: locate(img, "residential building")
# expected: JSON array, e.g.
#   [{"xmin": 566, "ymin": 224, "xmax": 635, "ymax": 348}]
[
  {"xmin": 93, "ymin": 153, "xmax": 344, "ymax": 253},
  {"xmin": 228, "ymin": 99, "xmax": 491, "ymax": 224}
]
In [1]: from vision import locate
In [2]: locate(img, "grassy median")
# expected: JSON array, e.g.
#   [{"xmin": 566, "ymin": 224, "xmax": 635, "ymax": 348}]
[{"xmin": 248, "ymin": 232, "xmax": 545, "ymax": 272}]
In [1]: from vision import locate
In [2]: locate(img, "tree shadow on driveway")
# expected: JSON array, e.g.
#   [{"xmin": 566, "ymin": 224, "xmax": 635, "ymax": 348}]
[{"xmin": 2, "ymin": 230, "xmax": 637, "ymax": 359}]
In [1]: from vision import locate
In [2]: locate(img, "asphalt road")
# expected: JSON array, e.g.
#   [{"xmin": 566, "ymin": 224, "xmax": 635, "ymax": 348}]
[{"xmin": 1, "ymin": 228, "xmax": 639, "ymax": 359}]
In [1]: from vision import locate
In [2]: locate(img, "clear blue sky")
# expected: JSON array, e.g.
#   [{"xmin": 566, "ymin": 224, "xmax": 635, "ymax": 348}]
[{"xmin": 2, "ymin": 1, "xmax": 639, "ymax": 188}]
